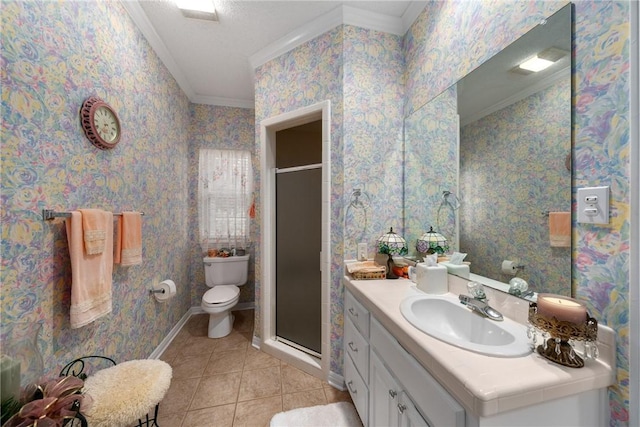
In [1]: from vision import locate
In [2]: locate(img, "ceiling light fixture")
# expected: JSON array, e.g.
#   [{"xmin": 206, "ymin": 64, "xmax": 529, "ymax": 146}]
[
  {"xmin": 519, "ymin": 55, "xmax": 555, "ymax": 72},
  {"xmin": 176, "ymin": 0, "xmax": 218, "ymax": 21},
  {"xmin": 513, "ymin": 47, "xmax": 567, "ymax": 75}
]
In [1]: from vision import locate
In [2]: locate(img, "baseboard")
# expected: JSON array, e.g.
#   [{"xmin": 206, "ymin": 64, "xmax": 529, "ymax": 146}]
[
  {"xmin": 151, "ymin": 304, "xmax": 256, "ymax": 358},
  {"xmin": 148, "ymin": 307, "xmax": 198, "ymax": 359},
  {"xmin": 152, "ymin": 306, "xmax": 342, "ymax": 391},
  {"xmin": 235, "ymin": 302, "xmax": 255, "ymax": 311},
  {"xmin": 327, "ymin": 370, "xmax": 345, "ymax": 391},
  {"xmin": 252, "ymin": 334, "xmax": 261, "ymax": 350}
]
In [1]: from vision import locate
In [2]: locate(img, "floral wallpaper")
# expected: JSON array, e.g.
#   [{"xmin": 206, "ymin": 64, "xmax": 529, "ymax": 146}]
[
  {"xmin": 0, "ymin": 0, "xmax": 253, "ymax": 381},
  {"xmin": 254, "ymin": 25, "xmax": 404, "ymax": 373},
  {"xmin": 404, "ymin": 85, "xmax": 459, "ymax": 256},
  {"xmin": 188, "ymin": 105, "xmax": 256, "ymax": 306},
  {"xmin": 459, "ymin": 78, "xmax": 572, "ymax": 295},
  {"xmin": 405, "ymin": 1, "xmax": 631, "ymax": 424},
  {"xmin": 1, "ymin": 0, "xmax": 633, "ymax": 424},
  {"xmin": 342, "ymin": 25, "xmax": 405, "ymax": 256},
  {"xmin": 253, "ymin": 27, "xmax": 344, "ymax": 350}
]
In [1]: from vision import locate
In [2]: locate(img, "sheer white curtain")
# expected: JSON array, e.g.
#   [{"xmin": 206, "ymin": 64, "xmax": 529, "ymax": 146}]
[{"xmin": 198, "ymin": 149, "xmax": 253, "ymax": 252}]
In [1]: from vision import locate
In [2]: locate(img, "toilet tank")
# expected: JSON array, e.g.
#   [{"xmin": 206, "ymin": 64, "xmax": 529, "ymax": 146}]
[{"xmin": 203, "ymin": 255, "xmax": 250, "ymax": 287}]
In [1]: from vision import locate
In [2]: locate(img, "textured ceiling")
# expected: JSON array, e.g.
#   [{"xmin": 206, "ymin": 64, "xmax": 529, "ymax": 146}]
[{"xmin": 124, "ymin": 0, "xmax": 420, "ymax": 107}]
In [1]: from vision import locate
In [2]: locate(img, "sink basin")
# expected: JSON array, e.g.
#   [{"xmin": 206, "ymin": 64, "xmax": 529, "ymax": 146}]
[{"xmin": 400, "ymin": 294, "xmax": 531, "ymax": 357}]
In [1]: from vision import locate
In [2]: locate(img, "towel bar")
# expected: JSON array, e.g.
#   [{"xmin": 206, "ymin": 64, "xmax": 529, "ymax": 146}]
[{"xmin": 42, "ymin": 209, "xmax": 145, "ymax": 221}]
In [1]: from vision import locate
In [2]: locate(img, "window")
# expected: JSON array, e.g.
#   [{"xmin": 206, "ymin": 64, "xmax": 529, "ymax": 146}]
[{"xmin": 198, "ymin": 149, "xmax": 253, "ymax": 251}]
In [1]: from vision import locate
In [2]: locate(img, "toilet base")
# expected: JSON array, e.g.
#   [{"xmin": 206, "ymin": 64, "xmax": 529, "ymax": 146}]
[{"xmin": 207, "ymin": 312, "xmax": 235, "ymax": 338}]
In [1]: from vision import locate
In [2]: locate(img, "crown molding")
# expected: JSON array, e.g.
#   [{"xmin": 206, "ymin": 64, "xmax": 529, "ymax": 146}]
[
  {"xmin": 191, "ymin": 94, "xmax": 255, "ymax": 109},
  {"xmin": 342, "ymin": 5, "xmax": 404, "ymax": 36},
  {"xmin": 250, "ymin": 2, "xmax": 425, "ymax": 70},
  {"xmin": 249, "ymin": 6, "xmax": 344, "ymax": 70},
  {"xmin": 460, "ymin": 66, "xmax": 570, "ymax": 127},
  {"xmin": 402, "ymin": 1, "xmax": 428, "ymax": 32},
  {"xmin": 120, "ymin": 0, "xmax": 195, "ymax": 100},
  {"xmin": 122, "ymin": 0, "xmax": 254, "ymax": 108},
  {"xmin": 123, "ymin": 0, "xmax": 426, "ymax": 107}
]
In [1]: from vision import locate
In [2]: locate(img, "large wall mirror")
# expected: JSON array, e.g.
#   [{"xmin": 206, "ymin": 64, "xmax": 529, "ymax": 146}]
[{"xmin": 404, "ymin": 4, "xmax": 572, "ymax": 300}]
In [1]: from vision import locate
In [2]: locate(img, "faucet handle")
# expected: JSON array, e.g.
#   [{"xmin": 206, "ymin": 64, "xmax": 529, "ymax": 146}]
[{"xmin": 467, "ymin": 281, "xmax": 487, "ymax": 301}]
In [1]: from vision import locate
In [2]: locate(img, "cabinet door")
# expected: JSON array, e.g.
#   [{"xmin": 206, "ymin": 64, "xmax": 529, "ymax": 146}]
[
  {"xmin": 370, "ymin": 351, "xmax": 400, "ymax": 427},
  {"xmin": 345, "ymin": 352, "xmax": 368, "ymax": 426},
  {"xmin": 370, "ymin": 318, "xmax": 464, "ymax": 427},
  {"xmin": 398, "ymin": 391, "xmax": 431, "ymax": 427},
  {"xmin": 345, "ymin": 317, "xmax": 370, "ymax": 381}
]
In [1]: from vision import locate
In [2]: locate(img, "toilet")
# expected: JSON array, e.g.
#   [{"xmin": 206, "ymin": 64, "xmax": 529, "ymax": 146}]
[{"xmin": 201, "ymin": 254, "xmax": 249, "ymax": 338}]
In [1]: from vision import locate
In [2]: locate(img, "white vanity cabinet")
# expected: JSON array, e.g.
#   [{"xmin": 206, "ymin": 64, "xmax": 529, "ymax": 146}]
[
  {"xmin": 344, "ymin": 290, "xmax": 370, "ymax": 425},
  {"xmin": 344, "ymin": 278, "xmax": 615, "ymax": 427},
  {"xmin": 370, "ymin": 351, "xmax": 431, "ymax": 427},
  {"xmin": 369, "ymin": 350, "xmax": 402, "ymax": 426},
  {"xmin": 370, "ymin": 316, "xmax": 464, "ymax": 427},
  {"xmin": 345, "ymin": 289, "xmax": 464, "ymax": 427}
]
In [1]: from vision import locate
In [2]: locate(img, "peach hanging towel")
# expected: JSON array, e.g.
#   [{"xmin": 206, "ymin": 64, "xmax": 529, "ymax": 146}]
[
  {"xmin": 66, "ymin": 210, "xmax": 114, "ymax": 328},
  {"xmin": 78, "ymin": 208, "xmax": 107, "ymax": 255},
  {"xmin": 115, "ymin": 211, "xmax": 142, "ymax": 266},
  {"xmin": 549, "ymin": 211, "xmax": 571, "ymax": 248}
]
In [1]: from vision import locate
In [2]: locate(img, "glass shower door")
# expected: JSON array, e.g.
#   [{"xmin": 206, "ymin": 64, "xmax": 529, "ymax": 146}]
[{"xmin": 275, "ymin": 166, "xmax": 322, "ymax": 355}]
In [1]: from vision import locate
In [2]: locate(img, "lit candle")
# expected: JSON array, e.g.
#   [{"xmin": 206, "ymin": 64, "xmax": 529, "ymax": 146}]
[{"xmin": 536, "ymin": 293, "xmax": 587, "ymax": 324}]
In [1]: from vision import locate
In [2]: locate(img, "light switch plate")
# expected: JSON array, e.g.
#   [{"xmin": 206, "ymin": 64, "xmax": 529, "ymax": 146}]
[{"xmin": 577, "ymin": 186, "xmax": 609, "ymax": 224}]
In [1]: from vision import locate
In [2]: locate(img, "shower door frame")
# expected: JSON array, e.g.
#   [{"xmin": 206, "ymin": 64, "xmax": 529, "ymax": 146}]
[{"xmin": 259, "ymin": 101, "xmax": 331, "ymax": 381}]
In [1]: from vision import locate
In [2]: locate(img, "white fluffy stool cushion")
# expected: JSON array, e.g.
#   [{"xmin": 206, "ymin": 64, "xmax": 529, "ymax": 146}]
[{"xmin": 82, "ymin": 359, "xmax": 172, "ymax": 427}]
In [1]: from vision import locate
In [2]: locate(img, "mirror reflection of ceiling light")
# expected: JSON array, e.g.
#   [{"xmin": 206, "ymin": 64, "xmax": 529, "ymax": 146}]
[
  {"xmin": 176, "ymin": 0, "xmax": 218, "ymax": 21},
  {"xmin": 519, "ymin": 56, "xmax": 555, "ymax": 72},
  {"xmin": 512, "ymin": 47, "xmax": 567, "ymax": 75}
]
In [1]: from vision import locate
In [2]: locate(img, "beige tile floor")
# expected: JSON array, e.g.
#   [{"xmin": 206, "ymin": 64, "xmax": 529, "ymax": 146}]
[{"xmin": 156, "ymin": 309, "xmax": 355, "ymax": 427}]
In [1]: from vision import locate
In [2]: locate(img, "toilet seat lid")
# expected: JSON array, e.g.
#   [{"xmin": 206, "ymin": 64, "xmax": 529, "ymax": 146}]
[{"xmin": 203, "ymin": 285, "xmax": 240, "ymax": 304}]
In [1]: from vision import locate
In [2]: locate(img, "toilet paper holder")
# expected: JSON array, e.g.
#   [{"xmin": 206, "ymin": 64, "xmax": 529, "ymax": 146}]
[
  {"xmin": 150, "ymin": 280, "xmax": 177, "ymax": 302},
  {"xmin": 502, "ymin": 260, "xmax": 525, "ymax": 276}
]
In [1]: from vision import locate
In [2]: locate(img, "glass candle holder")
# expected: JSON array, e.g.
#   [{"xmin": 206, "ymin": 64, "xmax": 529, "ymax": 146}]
[
  {"xmin": 527, "ymin": 303, "xmax": 598, "ymax": 368},
  {"xmin": 0, "ymin": 322, "xmax": 44, "ymax": 401}
]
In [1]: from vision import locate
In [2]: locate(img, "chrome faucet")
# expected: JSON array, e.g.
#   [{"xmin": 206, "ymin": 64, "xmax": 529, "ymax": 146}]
[{"xmin": 459, "ymin": 294, "xmax": 504, "ymax": 321}]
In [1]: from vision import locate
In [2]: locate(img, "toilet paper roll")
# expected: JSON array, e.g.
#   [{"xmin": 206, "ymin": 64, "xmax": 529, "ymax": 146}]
[
  {"xmin": 501, "ymin": 260, "xmax": 518, "ymax": 276},
  {"xmin": 154, "ymin": 280, "xmax": 176, "ymax": 302}
]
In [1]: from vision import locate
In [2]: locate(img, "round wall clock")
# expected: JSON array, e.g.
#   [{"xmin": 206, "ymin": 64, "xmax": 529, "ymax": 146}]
[{"xmin": 79, "ymin": 96, "xmax": 121, "ymax": 149}]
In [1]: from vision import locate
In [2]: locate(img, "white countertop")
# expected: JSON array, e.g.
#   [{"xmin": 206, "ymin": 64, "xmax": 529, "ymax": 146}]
[{"xmin": 344, "ymin": 275, "xmax": 616, "ymax": 418}]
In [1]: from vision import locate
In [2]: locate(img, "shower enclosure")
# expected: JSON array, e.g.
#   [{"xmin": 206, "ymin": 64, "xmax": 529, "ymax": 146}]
[{"xmin": 275, "ymin": 165, "xmax": 322, "ymax": 355}]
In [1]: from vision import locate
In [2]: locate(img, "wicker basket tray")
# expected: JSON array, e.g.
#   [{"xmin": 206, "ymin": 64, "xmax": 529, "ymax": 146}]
[
  {"xmin": 352, "ymin": 269, "xmax": 386, "ymax": 280},
  {"xmin": 347, "ymin": 261, "xmax": 387, "ymax": 280}
]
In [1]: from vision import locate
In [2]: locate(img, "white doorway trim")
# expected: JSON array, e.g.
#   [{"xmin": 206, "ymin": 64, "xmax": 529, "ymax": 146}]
[
  {"xmin": 259, "ymin": 101, "xmax": 331, "ymax": 380},
  {"xmin": 628, "ymin": 2, "xmax": 639, "ymax": 426}
]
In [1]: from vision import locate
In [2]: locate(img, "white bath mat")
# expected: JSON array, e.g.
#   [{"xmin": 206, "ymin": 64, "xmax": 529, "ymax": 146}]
[{"xmin": 270, "ymin": 402, "xmax": 362, "ymax": 427}]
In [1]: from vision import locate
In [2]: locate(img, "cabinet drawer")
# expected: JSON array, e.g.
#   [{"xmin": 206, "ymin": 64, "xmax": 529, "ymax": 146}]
[
  {"xmin": 370, "ymin": 317, "xmax": 464, "ymax": 427},
  {"xmin": 345, "ymin": 317, "xmax": 370, "ymax": 381},
  {"xmin": 345, "ymin": 290, "xmax": 370, "ymax": 337},
  {"xmin": 345, "ymin": 351, "xmax": 368, "ymax": 426}
]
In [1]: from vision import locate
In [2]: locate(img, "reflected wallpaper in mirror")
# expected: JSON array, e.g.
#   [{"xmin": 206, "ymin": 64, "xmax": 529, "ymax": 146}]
[
  {"xmin": 404, "ymin": 4, "xmax": 572, "ymax": 297},
  {"xmin": 404, "ymin": 86, "xmax": 459, "ymax": 254}
]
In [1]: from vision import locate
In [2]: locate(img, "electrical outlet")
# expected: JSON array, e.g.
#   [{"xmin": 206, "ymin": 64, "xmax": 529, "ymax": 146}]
[
  {"xmin": 577, "ymin": 186, "xmax": 609, "ymax": 224},
  {"xmin": 357, "ymin": 243, "xmax": 367, "ymax": 261}
]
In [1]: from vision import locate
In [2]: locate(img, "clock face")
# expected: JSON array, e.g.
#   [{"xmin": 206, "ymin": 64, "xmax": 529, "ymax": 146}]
[
  {"xmin": 80, "ymin": 97, "xmax": 121, "ymax": 149},
  {"xmin": 94, "ymin": 106, "xmax": 119, "ymax": 142}
]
